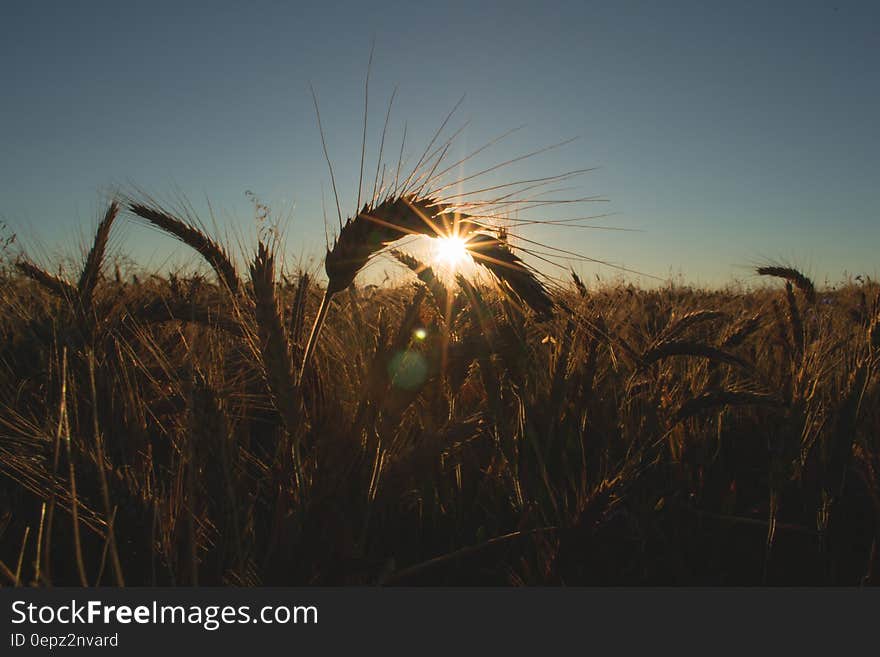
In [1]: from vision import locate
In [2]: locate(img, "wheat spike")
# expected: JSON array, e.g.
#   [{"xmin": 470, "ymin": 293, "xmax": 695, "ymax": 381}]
[
  {"xmin": 249, "ymin": 241, "xmax": 302, "ymax": 482},
  {"xmin": 571, "ymin": 270, "xmax": 588, "ymax": 298},
  {"xmin": 15, "ymin": 260, "xmax": 76, "ymax": 299},
  {"xmin": 756, "ymin": 266, "xmax": 816, "ymax": 304},
  {"xmin": 465, "ymin": 233, "xmax": 554, "ymax": 320},
  {"xmin": 128, "ymin": 201, "xmax": 239, "ymax": 294},
  {"xmin": 391, "ymin": 249, "xmax": 450, "ymax": 316},
  {"xmin": 659, "ymin": 310, "xmax": 727, "ymax": 342},
  {"xmin": 78, "ymin": 201, "xmax": 119, "ymax": 308},
  {"xmin": 325, "ymin": 195, "xmax": 479, "ymax": 294},
  {"xmin": 673, "ymin": 389, "xmax": 784, "ymax": 424},
  {"xmin": 641, "ymin": 339, "xmax": 751, "ymax": 370},
  {"xmin": 721, "ymin": 313, "xmax": 762, "ymax": 348},
  {"xmin": 301, "ymin": 193, "xmax": 553, "ymax": 376}
]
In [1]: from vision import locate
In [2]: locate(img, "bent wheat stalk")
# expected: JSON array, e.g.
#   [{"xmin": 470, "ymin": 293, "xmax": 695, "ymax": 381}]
[
  {"xmin": 757, "ymin": 265, "xmax": 816, "ymax": 305},
  {"xmin": 299, "ymin": 194, "xmax": 554, "ymax": 376},
  {"xmin": 673, "ymin": 388, "xmax": 784, "ymax": 424},
  {"xmin": 128, "ymin": 201, "xmax": 239, "ymax": 294},
  {"xmin": 15, "ymin": 260, "xmax": 76, "ymax": 299},
  {"xmin": 640, "ymin": 339, "xmax": 751, "ymax": 370}
]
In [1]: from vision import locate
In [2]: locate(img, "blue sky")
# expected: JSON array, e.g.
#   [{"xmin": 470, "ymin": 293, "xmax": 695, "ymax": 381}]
[{"xmin": 1, "ymin": 0, "xmax": 877, "ymax": 286}]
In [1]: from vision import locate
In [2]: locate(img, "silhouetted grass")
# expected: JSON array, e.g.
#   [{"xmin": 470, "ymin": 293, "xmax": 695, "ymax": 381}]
[{"xmin": 1, "ymin": 224, "xmax": 878, "ymax": 586}]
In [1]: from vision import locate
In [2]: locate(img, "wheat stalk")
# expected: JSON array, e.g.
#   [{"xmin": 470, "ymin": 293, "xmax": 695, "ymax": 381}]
[
  {"xmin": 391, "ymin": 249, "xmax": 450, "ymax": 316},
  {"xmin": 641, "ymin": 339, "xmax": 751, "ymax": 370},
  {"xmin": 289, "ymin": 273, "xmax": 310, "ymax": 358},
  {"xmin": 323, "ymin": 196, "xmax": 476, "ymax": 295},
  {"xmin": 758, "ymin": 265, "xmax": 812, "ymax": 361},
  {"xmin": 465, "ymin": 233, "xmax": 555, "ymax": 319},
  {"xmin": 659, "ymin": 310, "xmax": 727, "ymax": 342},
  {"xmin": 785, "ymin": 281, "xmax": 805, "ymax": 357},
  {"xmin": 128, "ymin": 201, "xmax": 239, "ymax": 294},
  {"xmin": 249, "ymin": 241, "xmax": 302, "ymax": 485},
  {"xmin": 721, "ymin": 313, "xmax": 762, "ymax": 348},
  {"xmin": 300, "ymin": 194, "xmax": 554, "ymax": 376},
  {"xmin": 673, "ymin": 388, "xmax": 784, "ymax": 424},
  {"xmin": 757, "ymin": 265, "xmax": 816, "ymax": 304},
  {"xmin": 78, "ymin": 201, "xmax": 119, "ymax": 309},
  {"xmin": 15, "ymin": 260, "xmax": 76, "ymax": 299},
  {"xmin": 571, "ymin": 270, "xmax": 588, "ymax": 298}
]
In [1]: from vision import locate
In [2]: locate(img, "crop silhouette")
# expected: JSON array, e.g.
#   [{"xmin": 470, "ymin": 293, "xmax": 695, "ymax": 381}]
[{"xmin": 1, "ymin": 215, "xmax": 877, "ymax": 585}]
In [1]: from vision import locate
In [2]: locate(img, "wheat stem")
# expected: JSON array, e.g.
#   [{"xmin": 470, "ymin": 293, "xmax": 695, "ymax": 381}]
[{"xmin": 300, "ymin": 288, "xmax": 333, "ymax": 378}]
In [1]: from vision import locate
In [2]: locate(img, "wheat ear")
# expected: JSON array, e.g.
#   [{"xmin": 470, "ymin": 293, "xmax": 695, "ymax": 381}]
[
  {"xmin": 78, "ymin": 201, "xmax": 119, "ymax": 308},
  {"xmin": 757, "ymin": 265, "xmax": 816, "ymax": 304},
  {"xmin": 249, "ymin": 242, "xmax": 303, "ymax": 485},
  {"xmin": 300, "ymin": 193, "xmax": 553, "ymax": 376},
  {"xmin": 15, "ymin": 260, "xmax": 76, "ymax": 299},
  {"xmin": 128, "ymin": 202, "xmax": 239, "ymax": 293}
]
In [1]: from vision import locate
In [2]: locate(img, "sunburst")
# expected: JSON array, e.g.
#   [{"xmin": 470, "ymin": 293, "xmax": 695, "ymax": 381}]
[{"xmin": 431, "ymin": 234, "xmax": 472, "ymax": 272}]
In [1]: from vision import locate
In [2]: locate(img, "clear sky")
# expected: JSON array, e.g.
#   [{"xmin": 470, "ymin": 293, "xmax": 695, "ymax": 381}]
[{"xmin": 1, "ymin": 0, "xmax": 877, "ymax": 287}]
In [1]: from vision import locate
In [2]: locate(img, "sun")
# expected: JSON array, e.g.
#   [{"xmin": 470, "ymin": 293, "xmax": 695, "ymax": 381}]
[{"xmin": 432, "ymin": 235, "xmax": 471, "ymax": 271}]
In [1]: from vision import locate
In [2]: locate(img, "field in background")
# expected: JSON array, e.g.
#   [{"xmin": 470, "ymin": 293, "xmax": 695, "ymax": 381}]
[{"xmin": 0, "ymin": 212, "xmax": 878, "ymax": 586}]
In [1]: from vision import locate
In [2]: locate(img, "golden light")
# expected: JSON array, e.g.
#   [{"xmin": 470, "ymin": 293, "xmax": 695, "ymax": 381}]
[{"xmin": 432, "ymin": 235, "xmax": 471, "ymax": 271}]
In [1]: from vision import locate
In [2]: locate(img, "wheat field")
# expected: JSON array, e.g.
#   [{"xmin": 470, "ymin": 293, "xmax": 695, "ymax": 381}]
[{"xmin": 0, "ymin": 196, "xmax": 877, "ymax": 586}]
